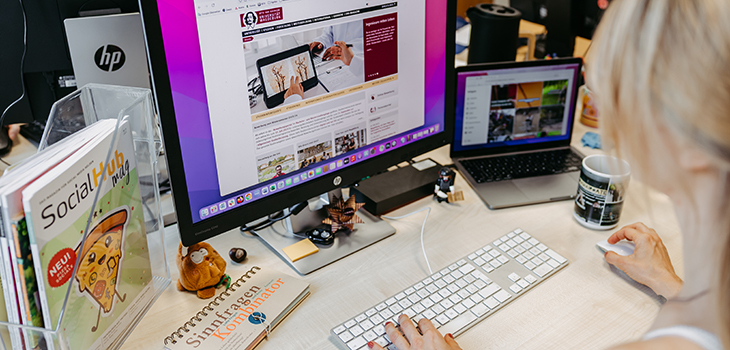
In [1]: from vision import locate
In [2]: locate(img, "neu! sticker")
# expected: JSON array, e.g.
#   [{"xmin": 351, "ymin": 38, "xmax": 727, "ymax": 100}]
[{"xmin": 48, "ymin": 248, "xmax": 76, "ymax": 288}]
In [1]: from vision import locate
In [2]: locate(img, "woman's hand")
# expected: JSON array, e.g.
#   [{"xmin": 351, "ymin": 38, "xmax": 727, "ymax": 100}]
[
  {"xmin": 369, "ymin": 315, "xmax": 463, "ymax": 350},
  {"xmin": 284, "ymin": 76, "xmax": 304, "ymax": 99},
  {"xmin": 604, "ymin": 222, "xmax": 683, "ymax": 298}
]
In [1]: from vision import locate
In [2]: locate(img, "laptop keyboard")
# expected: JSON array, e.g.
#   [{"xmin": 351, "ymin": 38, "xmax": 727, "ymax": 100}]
[{"xmin": 461, "ymin": 149, "xmax": 582, "ymax": 183}]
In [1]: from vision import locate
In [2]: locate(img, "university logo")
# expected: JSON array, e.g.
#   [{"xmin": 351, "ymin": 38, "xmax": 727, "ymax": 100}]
[{"xmin": 94, "ymin": 45, "xmax": 126, "ymax": 72}]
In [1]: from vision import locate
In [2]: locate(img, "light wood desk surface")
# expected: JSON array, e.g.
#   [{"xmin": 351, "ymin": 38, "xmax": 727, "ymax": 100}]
[{"xmin": 121, "ymin": 121, "xmax": 683, "ymax": 350}]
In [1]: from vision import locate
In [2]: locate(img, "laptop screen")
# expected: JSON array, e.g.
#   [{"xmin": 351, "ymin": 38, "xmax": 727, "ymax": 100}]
[{"xmin": 453, "ymin": 62, "xmax": 581, "ymax": 152}]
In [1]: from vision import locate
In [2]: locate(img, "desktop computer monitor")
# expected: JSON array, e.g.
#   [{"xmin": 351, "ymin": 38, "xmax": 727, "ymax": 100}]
[{"xmin": 140, "ymin": 0, "xmax": 456, "ymax": 246}]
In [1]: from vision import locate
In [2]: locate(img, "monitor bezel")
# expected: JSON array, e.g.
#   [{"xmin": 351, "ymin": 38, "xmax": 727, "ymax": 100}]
[
  {"xmin": 139, "ymin": 0, "xmax": 456, "ymax": 246},
  {"xmin": 450, "ymin": 58, "xmax": 584, "ymax": 159}
]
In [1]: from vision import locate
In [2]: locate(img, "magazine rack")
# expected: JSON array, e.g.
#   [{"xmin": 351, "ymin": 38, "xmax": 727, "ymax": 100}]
[{"xmin": 0, "ymin": 84, "xmax": 171, "ymax": 350}]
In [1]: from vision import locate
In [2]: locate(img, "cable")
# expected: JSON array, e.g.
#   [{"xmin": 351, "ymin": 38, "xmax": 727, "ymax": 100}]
[
  {"xmin": 382, "ymin": 207, "xmax": 433, "ymax": 275},
  {"xmin": 1, "ymin": 0, "xmax": 27, "ymax": 126},
  {"xmin": 0, "ymin": 0, "xmax": 28, "ymax": 170}
]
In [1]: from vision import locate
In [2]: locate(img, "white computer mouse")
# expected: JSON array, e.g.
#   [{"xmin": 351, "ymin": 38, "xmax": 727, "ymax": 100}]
[{"xmin": 596, "ymin": 238, "xmax": 635, "ymax": 256}]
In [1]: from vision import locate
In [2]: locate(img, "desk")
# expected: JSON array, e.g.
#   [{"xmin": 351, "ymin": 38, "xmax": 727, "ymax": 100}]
[{"xmin": 121, "ymin": 121, "xmax": 683, "ymax": 349}]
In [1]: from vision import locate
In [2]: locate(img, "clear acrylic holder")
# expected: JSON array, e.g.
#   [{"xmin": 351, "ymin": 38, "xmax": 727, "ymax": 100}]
[{"xmin": 0, "ymin": 84, "xmax": 171, "ymax": 349}]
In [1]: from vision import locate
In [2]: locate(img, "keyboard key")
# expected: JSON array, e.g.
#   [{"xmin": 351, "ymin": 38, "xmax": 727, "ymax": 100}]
[
  {"xmin": 340, "ymin": 332, "xmax": 354, "ymax": 343},
  {"xmin": 494, "ymin": 290, "xmax": 512, "ymax": 303},
  {"xmin": 525, "ymin": 261, "xmax": 537, "ymax": 270},
  {"xmin": 514, "ymin": 246, "xmax": 526, "ymax": 253},
  {"xmin": 443, "ymin": 275, "xmax": 456, "ymax": 284},
  {"xmin": 525, "ymin": 275, "xmax": 538, "ymax": 284},
  {"xmin": 534, "ymin": 263, "xmax": 553, "ymax": 277},
  {"xmin": 468, "ymin": 253, "xmax": 478, "ymax": 260},
  {"xmin": 459, "ymin": 264, "xmax": 475, "ymax": 274},
  {"xmin": 489, "ymin": 250, "xmax": 500, "ymax": 258},
  {"xmin": 404, "ymin": 308, "xmax": 416, "ymax": 319},
  {"xmin": 499, "ymin": 243, "xmax": 510, "ymax": 252},
  {"xmin": 389, "ymin": 304, "xmax": 403, "ymax": 314},
  {"xmin": 363, "ymin": 330, "xmax": 377, "ymax": 342},
  {"xmin": 478, "ymin": 284, "xmax": 501, "ymax": 298},
  {"xmin": 432, "ymin": 304, "xmax": 446, "ymax": 314},
  {"xmin": 430, "ymin": 294, "xmax": 444, "ymax": 303},
  {"xmin": 438, "ymin": 312, "xmax": 477, "ymax": 335},
  {"xmin": 356, "ymin": 314, "xmax": 367, "ymax": 323},
  {"xmin": 395, "ymin": 292, "xmax": 407, "ymax": 300},
  {"xmin": 523, "ymin": 251, "xmax": 534, "ymax": 259},
  {"xmin": 420, "ymin": 287, "xmax": 434, "ymax": 297},
  {"xmin": 453, "ymin": 303, "xmax": 467, "ymax": 314},
  {"xmin": 508, "ymin": 273, "xmax": 520, "ymax": 282},
  {"xmin": 413, "ymin": 303, "xmax": 426, "ymax": 314},
  {"xmin": 473, "ymin": 280, "xmax": 487, "ymax": 289},
  {"xmin": 519, "ymin": 232, "xmax": 531, "ymax": 240},
  {"xmin": 366, "ymin": 308, "xmax": 377, "ymax": 317},
  {"xmin": 546, "ymin": 259, "xmax": 560, "ymax": 269},
  {"xmin": 509, "ymin": 284, "xmax": 522, "ymax": 293},
  {"xmin": 449, "ymin": 263, "xmax": 459, "ymax": 271},
  {"xmin": 474, "ymin": 257, "xmax": 486, "ymax": 266},
  {"xmin": 484, "ymin": 297, "xmax": 499, "ymax": 309},
  {"xmin": 545, "ymin": 249, "xmax": 567, "ymax": 264},
  {"xmin": 457, "ymin": 259, "xmax": 467, "ymax": 266},
  {"xmin": 386, "ymin": 297, "xmax": 398, "ymax": 306},
  {"xmin": 455, "ymin": 279, "xmax": 468, "ymax": 289},
  {"xmin": 434, "ymin": 280, "xmax": 447, "ymax": 289},
  {"xmin": 409, "ymin": 294, "xmax": 423, "ymax": 303},
  {"xmin": 464, "ymin": 274, "xmax": 476, "ymax": 283},
  {"xmin": 483, "ymin": 265, "xmax": 495, "ymax": 273},
  {"xmin": 516, "ymin": 256, "xmax": 528, "ymax": 264},
  {"xmin": 334, "ymin": 325, "xmax": 347, "ymax": 334},
  {"xmin": 537, "ymin": 243, "xmax": 548, "ymax": 251},
  {"xmin": 530, "ymin": 257, "xmax": 543, "ymax": 266},
  {"xmin": 350, "ymin": 325, "xmax": 364, "ymax": 336},
  {"xmin": 465, "ymin": 285, "xmax": 478, "ymax": 295},
  {"xmin": 470, "ymin": 294, "xmax": 484, "ymax": 304},
  {"xmin": 529, "ymin": 247, "xmax": 541, "ymax": 255},
  {"xmin": 345, "ymin": 320, "xmax": 357, "ymax": 328},
  {"xmin": 449, "ymin": 294, "xmax": 463, "ymax": 304},
  {"xmin": 506, "ymin": 240, "xmax": 517, "ymax": 248},
  {"xmin": 405, "ymin": 287, "xmax": 416, "ymax": 295},
  {"xmin": 528, "ymin": 238, "xmax": 539, "ymax": 246},
  {"xmin": 538, "ymin": 253, "xmax": 550, "ymax": 262},
  {"xmin": 521, "ymin": 242, "xmax": 533, "ymax": 250},
  {"xmin": 347, "ymin": 336, "xmax": 367, "ymax": 350},
  {"xmin": 421, "ymin": 299, "xmax": 435, "ymax": 308},
  {"xmin": 462, "ymin": 299, "xmax": 476, "ymax": 309},
  {"xmin": 489, "ymin": 260, "xmax": 501, "ymax": 269},
  {"xmin": 513, "ymin": 236, "xmax": 524, "ymax": 244},
  {"xmin": 422, "ymin": 309, "xmax": 437, "ymax": 320},
  {"xmin": 507, "ymin": 250, "xmax": 519, "ymax": 258},
  {"xmin": 472, "ymin": 302, "xmax": 489, "ymax": 316},
  {"xmin": 451, "ymin": 270, "xmax": 464, "ymax": 279},
  {"xmin": 436, "ymin": 314, "xmax": 450, "ymax": 325},
  {"xmin": 507, "ymin": 232, "xmax": 516, "ymax": 238},
  {"xmin": 371, "ymin": 314, "xmax": 384, "ymax": 325},
  {"xmin": 497, "ymin": 256, "xmax": 509, "ymax": 264},
  {"xmin": 381, "ymin": 309, "xmax": 394, "ymax": 319},
  {"xmin": 376, "ymin": 303, "xmax": 387, "ymax": 311},
  {"xmin": 375, "ymin": 337, "xmax": 388, "ymax": 347},
  {"xmin": 517, "ymin": 279, "xmax": 529, "ymax": 289},
  {"xmin": 445, "ymin": 308, "xmax": 459, "ymax": 319}
]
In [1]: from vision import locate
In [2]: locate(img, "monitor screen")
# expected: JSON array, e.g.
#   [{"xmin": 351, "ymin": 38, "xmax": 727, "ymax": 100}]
[
  {"xmin": 141, "ymin": 0, "xmax": 453, "ymax": 243},
  {"xmin": 453, "ymin": 62, "xmax": 581, "ymax": 152}
]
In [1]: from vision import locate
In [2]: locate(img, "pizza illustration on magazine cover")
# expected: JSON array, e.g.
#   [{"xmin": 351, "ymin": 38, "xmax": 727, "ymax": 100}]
[{"xmin": 74, "ymin": 206, "xmax": 129, "ymax": 331}]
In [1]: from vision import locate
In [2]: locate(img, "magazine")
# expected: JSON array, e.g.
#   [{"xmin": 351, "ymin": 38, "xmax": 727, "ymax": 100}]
[
  {"xmin": 163, "ymin": 266, "xmax": 310, "ymax": 350},
  {"xmin": 21, "ymin": 118, "xmax": 155, "ymax": 350},
  {"xmin": 0, "ymin": 119, "xmax": 115, "ymax": 349}
]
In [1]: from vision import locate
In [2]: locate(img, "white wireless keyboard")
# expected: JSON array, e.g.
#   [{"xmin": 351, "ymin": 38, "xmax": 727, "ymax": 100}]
[{"xmin": 331, "ymin": 228, "xmax": 569, "ymax": 350}]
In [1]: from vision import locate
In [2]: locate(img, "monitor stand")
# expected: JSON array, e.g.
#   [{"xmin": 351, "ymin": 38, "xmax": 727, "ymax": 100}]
[{"xmin": 249, "ymin": 189, "xmax": 396, "ymax": 275}]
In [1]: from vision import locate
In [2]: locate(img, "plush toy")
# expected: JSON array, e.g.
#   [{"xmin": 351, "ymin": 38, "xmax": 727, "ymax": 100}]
[{"xmin": 176, "ymin": 242, "xmax": 230, "ymax": 299}]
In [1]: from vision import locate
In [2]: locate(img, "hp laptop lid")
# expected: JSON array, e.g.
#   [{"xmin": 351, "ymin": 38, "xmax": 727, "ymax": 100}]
[{"xmin": 64, "ymin": 13, "xmax": 150, "ymax": 89}]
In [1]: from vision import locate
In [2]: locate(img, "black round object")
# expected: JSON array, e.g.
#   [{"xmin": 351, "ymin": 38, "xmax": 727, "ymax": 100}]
[
  {"xmin": 229, "ymin": 247, "xmax": 248, "ymax": 263},
  {"xmin": 466, "ymin": 4, "xmax": 522, "ymax": 64}
]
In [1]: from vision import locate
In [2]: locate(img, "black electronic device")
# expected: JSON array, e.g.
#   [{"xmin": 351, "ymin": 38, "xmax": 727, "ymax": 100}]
[
  {"xmin": 303, "ymin": 224, "xmax": 335, "ymax": 246},
  {"xmin": 257, "ymin": 44, "xmax": 319, "ymax": 109},
  {"xmin": 351, "ymin": 159, "xmax": 443, "ymax": 215}
]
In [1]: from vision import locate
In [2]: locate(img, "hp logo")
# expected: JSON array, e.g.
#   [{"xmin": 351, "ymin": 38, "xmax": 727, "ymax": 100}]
[
  {"xmin": 94, "ymin": 45, "xmax": 126, "ymax": 72},
  {"xmin": 333, "ymin": 176, "xmax": 342, "ymax": 186}
]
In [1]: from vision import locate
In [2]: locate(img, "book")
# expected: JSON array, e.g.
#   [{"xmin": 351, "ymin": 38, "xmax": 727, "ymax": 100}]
[
  {"xmin": 163, "ymin": 266, "xmax": 310, "ymax": 350},
  {"xmin": 21, "ymin": 118, "xmax": 155, "ymax": 350}
]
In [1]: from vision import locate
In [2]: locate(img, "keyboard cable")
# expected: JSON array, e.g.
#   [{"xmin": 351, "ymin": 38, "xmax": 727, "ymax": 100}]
[{"xmin": 382, "ymin": 207, "xmax": 433, "ymax": 275}]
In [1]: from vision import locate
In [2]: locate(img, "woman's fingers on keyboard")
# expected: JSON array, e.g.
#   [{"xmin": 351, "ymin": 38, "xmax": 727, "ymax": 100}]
[
  {"xmin": 385, "ymin": 321, "xmax": 411, "ymax": 350},
  {"xmin": 399, "ymin": 315, "xmax": 421, "ymax": 344},
  {"xmin": 417, "ymin": 318, "xmax": 439, "ymax": 337}
]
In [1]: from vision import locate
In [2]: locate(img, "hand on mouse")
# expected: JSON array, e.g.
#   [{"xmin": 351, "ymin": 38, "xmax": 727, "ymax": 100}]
[
  {"xmin": 604, "ymin": 222, "xmax": 683, "ymax": 298},
  {"xmin": 368, "ymin": 315, "xmax": 462, "ymax": 350}
]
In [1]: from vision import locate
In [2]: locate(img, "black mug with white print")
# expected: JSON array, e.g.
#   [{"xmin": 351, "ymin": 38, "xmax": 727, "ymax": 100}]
[{"xmin": 573, "ymin": 155, "xmax": 631, "ymax": 230}]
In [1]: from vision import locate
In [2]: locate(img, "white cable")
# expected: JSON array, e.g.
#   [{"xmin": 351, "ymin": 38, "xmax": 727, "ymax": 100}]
[
  {"xmin": 1, "ymin": 0, "xmax": 28, "ymax": 125},
  {"xmin": 382, "ymin": 207, "xmax": 433, "ymax": 275}
]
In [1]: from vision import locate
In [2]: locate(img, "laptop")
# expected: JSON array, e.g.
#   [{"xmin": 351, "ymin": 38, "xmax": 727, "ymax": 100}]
[
  {"xmin": 64, "ymin": 13, "xmax": 150, "ymax": 90},
  {"xmin": 451, "ymin": 58, "xmax": 584, "ymax": 209}
]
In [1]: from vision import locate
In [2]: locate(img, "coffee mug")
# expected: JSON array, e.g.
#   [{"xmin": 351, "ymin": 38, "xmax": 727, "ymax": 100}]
[{"xmin": 573, "ymin": 154, "xmax": 631, "ymax": 230}]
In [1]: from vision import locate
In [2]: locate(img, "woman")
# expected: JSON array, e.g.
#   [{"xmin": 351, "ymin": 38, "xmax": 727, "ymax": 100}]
[{"xmin": 369, "ymin": 1, "xmax": 730, "ymax": 349}]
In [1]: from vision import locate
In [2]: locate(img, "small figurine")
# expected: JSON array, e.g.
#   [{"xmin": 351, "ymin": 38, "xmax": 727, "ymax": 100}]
[
  {"xmin": 229, "ymin": 247, "xmax": 248, "ymax": 263},
  {"xmin": 176, "ymin": 242, "xmax": 230, "ymax": 299},
  {"xmin": 434, "ymin": 167, "xmax": 456, "ymax": 203},
  {"xmin": 322, "ymin": 194, "xmax": 365, "ymax": 233}
]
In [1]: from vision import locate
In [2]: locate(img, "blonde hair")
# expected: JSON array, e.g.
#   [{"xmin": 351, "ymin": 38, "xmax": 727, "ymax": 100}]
[{"xmin": 588, "ymin": 0, "xmax": 730, "ymax": 346}]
